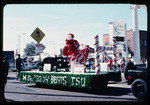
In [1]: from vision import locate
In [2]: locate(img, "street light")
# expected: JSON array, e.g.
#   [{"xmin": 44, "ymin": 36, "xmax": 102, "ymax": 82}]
[
  {"xmin": 18, "ymin": 33, "xmax": 25, "ymax": 55},
  {"xmin": 50, "ymin": 41, "xmax": 56, "ymax": 56}
]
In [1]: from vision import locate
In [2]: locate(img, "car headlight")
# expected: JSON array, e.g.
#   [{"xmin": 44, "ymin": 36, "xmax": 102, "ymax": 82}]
[{"xmin": 59, "ymin": 64, "xmax": 61, "ymax": 66}]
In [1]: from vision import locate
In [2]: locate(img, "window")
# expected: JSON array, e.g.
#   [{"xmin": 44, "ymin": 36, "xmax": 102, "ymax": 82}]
[
  {"xmin": 140, "ymin": 40, "xmax": 143, "ymax": 46},
  {"xmin": 144, "ymin": 40, "xmax": 147, "ymax": 47},
  {"xmin": 105, "ymin": 43, "xmax": 109, "ymax": 46},
  {"xmin": 127, "ymin": 40, "xmax": 130, "ymax": 46}
]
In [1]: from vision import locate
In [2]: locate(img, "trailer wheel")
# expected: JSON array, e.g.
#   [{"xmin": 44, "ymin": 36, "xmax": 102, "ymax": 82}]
[
  {"xmin": 131, "ymin": 79, "xmax": 147, "ymax": 100},
  {"xmin": 91, "ymin": 77, "xmax": 108, "ymax": 91},
  {"xmin": 36, "ymin": 83, "xmax": 42, "ymax": 87},
  {"xmin": 92, "ymin": 80, "xmax": 108, "ymax": 92}
]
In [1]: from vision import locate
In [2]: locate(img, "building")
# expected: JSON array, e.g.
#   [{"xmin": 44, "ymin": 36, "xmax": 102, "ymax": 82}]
[
  {"xmin": 139, "ymin": 30, "xmax": 147, "ymax": 59},
  {"xmin": 3, "ymin": 51, "xmax": 14, "ymax": 63},
  {"xmin": 103, "ymin": 29, "xmax": 147, "ymax": 59}
]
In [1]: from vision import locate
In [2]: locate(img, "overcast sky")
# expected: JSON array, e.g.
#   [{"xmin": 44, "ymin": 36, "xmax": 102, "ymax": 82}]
[{"xmin": 3, "ymin": 4, "xmax": 147, "ymax": 56}]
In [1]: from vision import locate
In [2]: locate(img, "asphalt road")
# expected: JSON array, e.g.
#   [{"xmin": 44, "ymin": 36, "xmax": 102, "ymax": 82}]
[{"xmin": 4, "ymin": 71, "xmax": 141, "ymax": 102}]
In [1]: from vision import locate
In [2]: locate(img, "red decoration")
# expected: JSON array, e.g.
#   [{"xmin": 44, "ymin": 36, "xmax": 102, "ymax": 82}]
[{"xmin": 63, "ymin": 33, "xmax": 90, "ymax": 64}]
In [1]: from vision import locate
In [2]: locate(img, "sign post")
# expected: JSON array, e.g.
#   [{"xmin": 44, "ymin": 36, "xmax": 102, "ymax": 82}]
[
  {"xmin": 109, "ymin": 20, "xmax": 128, "ymax": 64},
  {"xmin": 31, "ymin": 27, "xmax": 45, "ymax": 43},
  {"xmin": 31, "ymin": 27, "xmax": 45, "ymax": 62}
]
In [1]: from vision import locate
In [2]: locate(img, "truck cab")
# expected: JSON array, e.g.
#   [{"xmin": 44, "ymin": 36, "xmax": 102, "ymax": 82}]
[{"xmin": 124, "ymin": 61, "xmax": 147, "ymax": 100}]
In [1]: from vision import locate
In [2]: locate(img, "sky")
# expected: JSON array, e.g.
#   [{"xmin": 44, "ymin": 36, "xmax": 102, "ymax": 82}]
[{"xmin": 3, "ymin": 4, "xmax": 147, "ymax": 56}]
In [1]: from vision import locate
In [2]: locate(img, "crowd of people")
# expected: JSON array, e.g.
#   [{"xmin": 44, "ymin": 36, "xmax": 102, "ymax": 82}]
[
  {"xmin": 100, "ymin": 57, "xmax": 126, "ymax": 72},
  {"xmin": 86, "ymin": 56, "xmax": 147, "ymax": 72}
]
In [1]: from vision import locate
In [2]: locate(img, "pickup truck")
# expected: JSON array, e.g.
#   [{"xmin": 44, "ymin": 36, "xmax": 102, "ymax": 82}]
[{"xmin": 124, "ymin": 61, "xmax": 147, "ymax": 100}]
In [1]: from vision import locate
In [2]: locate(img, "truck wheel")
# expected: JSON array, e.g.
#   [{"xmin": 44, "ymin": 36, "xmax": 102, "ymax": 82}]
[{"xmin": 131, "ymin": 79, "xmax": 147, "ymax": 100}]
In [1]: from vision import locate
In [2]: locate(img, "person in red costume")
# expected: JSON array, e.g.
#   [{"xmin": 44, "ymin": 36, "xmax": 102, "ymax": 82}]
[
  {"xmin": 63, "ymin": 33, "xmax": 80, "ymax": 56},
  {"xmin": 63, "ymin": 33, "xmax": 90, "ymax": 64}
]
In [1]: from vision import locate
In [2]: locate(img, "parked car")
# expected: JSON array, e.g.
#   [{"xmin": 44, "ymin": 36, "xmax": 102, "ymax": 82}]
[
  {"xmin": 22, "ymin": 63, "xmax": 31, "ymax": 70},
  {"xmin": 38, "ymin": 57, "xmax": 70, "ymax": 72},
  {"xmin": 22, "ymin": 65, "xmax": 31, "ymax": 71},
  {"xmin": 32, "ymin": 63, "xmax": 38, "ymax": 69}
]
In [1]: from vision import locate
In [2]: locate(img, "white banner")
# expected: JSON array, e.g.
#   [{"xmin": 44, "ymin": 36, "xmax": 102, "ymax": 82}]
[
  {"xmin": 74, "ymin": 64, "xmax": 85, "ymax": 74},
  {"xmin": 43, "ymin": 64, "xmax": 51, "ymax": 72},
  {"xmin": 113, "ymin": 22, "xmax": 125, "ymax": 36}
]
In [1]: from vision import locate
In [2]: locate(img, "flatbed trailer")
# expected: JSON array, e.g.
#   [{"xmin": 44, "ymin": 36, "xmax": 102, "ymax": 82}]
[
  {"xmin": 19, "ymin": 70, "xmax": 121, "ymax": 90},
  {"xmin": 19, "ymin": 35, "xmax": 122, "ymax": 90}
]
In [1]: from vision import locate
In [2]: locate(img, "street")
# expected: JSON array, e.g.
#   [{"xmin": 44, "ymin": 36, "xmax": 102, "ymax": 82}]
[{"xmin": 5, "ymin": 71, "xmax": 140, "ymax": 102}]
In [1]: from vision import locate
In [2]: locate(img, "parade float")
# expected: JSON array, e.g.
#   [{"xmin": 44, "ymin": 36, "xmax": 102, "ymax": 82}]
[{"xmin": 20, "ymin": 33, "xmax": 121, "ymax": 90}]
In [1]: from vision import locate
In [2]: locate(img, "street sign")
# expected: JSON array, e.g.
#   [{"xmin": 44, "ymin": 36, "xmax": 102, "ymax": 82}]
[
  {"xmin": 35, "ymin": 44, "xmax": 43, "ymax": 54},
  {"xmin": 113, "ymin": 22, "xmax": 125, "ymax": 36},
  {"xmin": 31, "ymin": 27, "xmax": 45, "ymax": 43},
  {"xmin": 109, "ymin": 20, "xmax": 128, "ymax": 63}
]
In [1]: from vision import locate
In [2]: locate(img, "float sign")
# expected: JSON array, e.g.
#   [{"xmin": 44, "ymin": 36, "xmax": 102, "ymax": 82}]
[
  {"xmin": 74, "ymin": 64, "xmax": 85, "ymax": 74},
  {"xmin": 43, "ymin": 64, "xmax": 51, "ymax": 72}
]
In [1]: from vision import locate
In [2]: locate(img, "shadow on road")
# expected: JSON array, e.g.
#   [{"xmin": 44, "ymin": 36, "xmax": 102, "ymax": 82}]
[
  {"xmin": 7, "ymin": 77, "xmax": 16, "ymax": 80},
  {"xmin": 27, "ymin": 84, "xmax": 132, "ymax": 97},
  {"xmin": 5, "ymin": 89, "xmax": 136, "ymax": 101}
]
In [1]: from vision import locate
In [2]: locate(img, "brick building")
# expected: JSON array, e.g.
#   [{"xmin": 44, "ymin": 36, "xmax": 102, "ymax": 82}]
[{"xmin": 103, "ymin": 29, "xmax": 147, "ymax": 59}]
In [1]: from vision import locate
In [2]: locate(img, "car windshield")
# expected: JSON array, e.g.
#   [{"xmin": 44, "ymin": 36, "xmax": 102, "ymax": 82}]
[
  {"xmin": 44, "ymin": 58, "xmax": 56, "ymax": 63},
  {"xmin": 57, "ymin": 59, "xmax": 62, "ymax": 62},
  {"xmin": 43, "ymin": 57, "xmax": 69, "ymax": 63}
]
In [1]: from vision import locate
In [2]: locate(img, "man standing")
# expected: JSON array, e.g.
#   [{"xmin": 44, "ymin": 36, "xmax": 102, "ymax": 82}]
[
  {"xmin": 16, "ymin": 54, "xmax": 24, "ymax": 81},
  {"xmin": 120, "ymin": 57, "xmax": 126, "ymax": 72},
  {"xmin": 1, "ymin": 57, "xmax": 10, "ymax": 101}
]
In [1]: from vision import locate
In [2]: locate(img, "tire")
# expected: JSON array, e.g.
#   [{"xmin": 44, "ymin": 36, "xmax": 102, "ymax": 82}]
[{"xmin": 131, "ymin": 79, "xmax": 147, "ymax": 100}]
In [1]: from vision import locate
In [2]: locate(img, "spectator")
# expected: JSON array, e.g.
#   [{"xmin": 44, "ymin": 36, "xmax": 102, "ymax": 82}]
[
  {"xmin": 16, "ymin": 54, "xmax": 24, "ymax": 81},
  {"xmin": 120, "ymin": 57, "xmax": 126, "ymax": 72},
  {"xmin": 1, "ymin": 57, "xmax": 10, "ymax": 101},
  {"xmin": 143, "ymin": 58, "xmax": 146, "ymax": 64}
]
